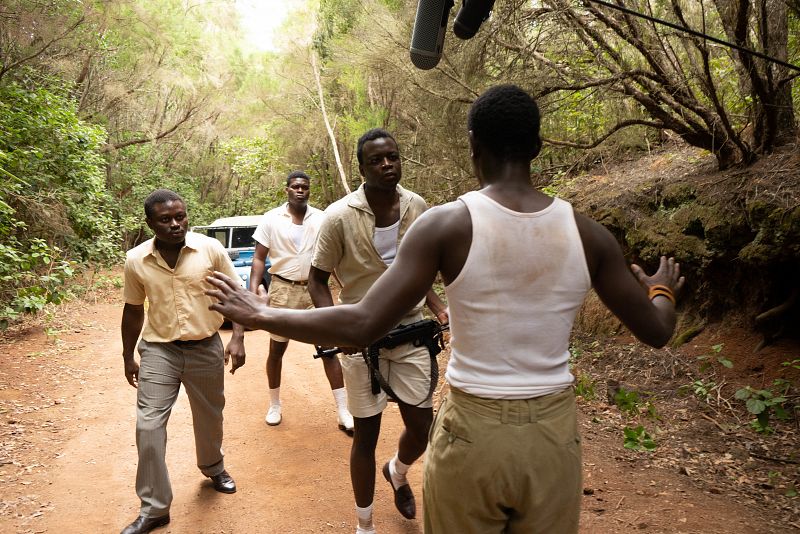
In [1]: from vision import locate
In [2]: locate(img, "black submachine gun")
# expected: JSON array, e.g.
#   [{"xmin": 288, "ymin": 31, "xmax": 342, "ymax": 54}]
[{"xmin": 313, "ymin": 319, "xmax": 449, "ymax": 405}]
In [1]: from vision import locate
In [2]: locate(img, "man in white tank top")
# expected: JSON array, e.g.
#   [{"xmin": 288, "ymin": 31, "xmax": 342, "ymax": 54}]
[
  {"xmin": 240, "ymin": 171, "xmax": 353, "ymax": 433},
  {"xmin": 206, "ymin": 86, "xmax": 685, "ymax": 534}
]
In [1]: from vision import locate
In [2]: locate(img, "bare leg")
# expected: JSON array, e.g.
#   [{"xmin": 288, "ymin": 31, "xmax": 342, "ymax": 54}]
[
  {"xmin": 396, "ymin": 404, "xmax": 433, "ymax": 465},
  {"xmin": 351, "ymin": 414, "xmax": 382, "ymax": 507},
  {"xmin": 266, "ymin": 339, "xmax": 289, "ymax": 389},
  {"xmin": 321, "ymin": 354, "xmax": 345, "ymax": 390}
]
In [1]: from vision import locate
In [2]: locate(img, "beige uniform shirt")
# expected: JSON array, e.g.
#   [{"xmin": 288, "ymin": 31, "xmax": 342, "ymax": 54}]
[
  {"xmin": 312, "ymin": 183, "xmax": 427, "ymax": 315},
  {"xmin": 123, "ymin": 232, "xmax": 239, "ymax": 342},
  {"xmin": 252, "ymin": 203, "xmax": 323, "ymax": 282}
]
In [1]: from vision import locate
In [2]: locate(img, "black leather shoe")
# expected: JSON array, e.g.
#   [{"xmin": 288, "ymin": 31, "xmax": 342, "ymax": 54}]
[
  {"xmin": 209, "ymin": 469, "xmax": 237, "ymax": 493},
  {"xmin": 120, "ymin": 514, "xmax": 170, "ymax": 534},
  {"xmin": 383, "ymin": 462, "xmax": 416, "ymax": 519}
]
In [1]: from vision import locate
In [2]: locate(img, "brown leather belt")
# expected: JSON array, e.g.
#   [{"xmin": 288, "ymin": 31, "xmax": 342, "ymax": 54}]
[{"xmin": 272, "ymin": 273, "xmax": 308, "ymax": 286}]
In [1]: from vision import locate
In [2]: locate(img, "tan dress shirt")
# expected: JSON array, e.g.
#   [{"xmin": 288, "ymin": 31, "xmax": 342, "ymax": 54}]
[
  {"xmin": 123, "ymin": 232, "xmax": 239, "ymax": 342},
  {"xmin": 312, "ymin": 183, "xmax": 427, "ymax": 315}
]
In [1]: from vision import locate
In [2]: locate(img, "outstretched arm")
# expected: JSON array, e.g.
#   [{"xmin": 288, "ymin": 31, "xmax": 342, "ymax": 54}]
[
  {"xmin": 206, "ymin": 209, "xmax": 447, "ymax": 348},
  {"xmin": 576, "ymin": 214, "xmax": 685, "ymax": 347}
]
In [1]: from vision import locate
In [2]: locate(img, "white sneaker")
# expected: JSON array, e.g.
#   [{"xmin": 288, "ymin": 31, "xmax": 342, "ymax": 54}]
[
  {"xmin": 337, "ymin": 409, "xmax": 354, "ymax": 435},
  {"xmin": 265, "ymin": 405, "xmax": 282, "ymax": 426},
  {"xmin": 356, "ymin": 526, "xmax": 376, "ymax": 534}
]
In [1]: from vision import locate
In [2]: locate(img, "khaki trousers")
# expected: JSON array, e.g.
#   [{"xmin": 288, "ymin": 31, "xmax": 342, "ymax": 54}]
[
  {"xmin": 424, "ymin": 386, "xmax": 582, "ymax": 534},
  {"xmin": 135, "ymin": 334, "xmax": 226, "ymax": 518}
]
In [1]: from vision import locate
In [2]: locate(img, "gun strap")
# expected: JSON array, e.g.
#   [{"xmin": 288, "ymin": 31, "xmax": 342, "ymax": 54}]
[{"xmin": 361, "ymin": 331, "xmax": 443, "ymax": 407}]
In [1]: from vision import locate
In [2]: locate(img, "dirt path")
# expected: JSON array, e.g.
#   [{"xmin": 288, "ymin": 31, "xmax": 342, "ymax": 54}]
[{"xmin": 0, "ymin": 295, "xmax": 794, "ymax": 533}]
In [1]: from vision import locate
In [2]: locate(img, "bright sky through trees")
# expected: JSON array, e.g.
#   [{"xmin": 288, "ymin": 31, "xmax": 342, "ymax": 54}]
[{"xmin": 235, "ymin": 0, "xmax": 307, "ymax": 51}]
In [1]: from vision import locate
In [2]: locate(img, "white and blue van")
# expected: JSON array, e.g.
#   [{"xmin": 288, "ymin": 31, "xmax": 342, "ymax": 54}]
[{"xmin": 191, "ymin": 215, "xmax": 271, "ymax": 290}]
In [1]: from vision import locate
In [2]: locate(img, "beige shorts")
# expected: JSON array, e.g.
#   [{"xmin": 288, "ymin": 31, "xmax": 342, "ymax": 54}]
[
  {"xmin": 339, "ymin": 340, "xmax": 434, "ymax": 418},
  {"xmin": 424, "ymin": 387, "xmax": 581, "ymax": 534},
  {"xmin": 267, "ymin": 278, "xmax": 312, "ymax": 342}
]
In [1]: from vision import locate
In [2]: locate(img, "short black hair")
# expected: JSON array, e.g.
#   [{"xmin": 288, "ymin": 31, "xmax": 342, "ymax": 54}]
[
  {"xmin": 356, "ymin": 128, "xmax": 397, "ymax": 164},
  {"xmin": 286, "ymin": 170, "xmax": 311, "ymax": 186},
  {"xmin": 468, "ymin": 85, "xmax": 541, "ymax": 161},
  {"xmin": 144, "ymin": 189, "xmax": 184, "ymax": 218}
]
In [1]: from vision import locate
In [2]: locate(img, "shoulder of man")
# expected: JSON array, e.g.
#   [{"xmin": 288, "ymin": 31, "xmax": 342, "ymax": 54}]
[
  {"xmin": 125, "ymin": 238, "xmax": 154, "ymax": 261},
  {"xmin": 307, "ymin": 205, "xmax": 324, "ymax": 216},
  {"xmin": 187, "ymin": 231, "xmax": 226, "ymax": 253},
  {"xmin": 397, "ymin": 184, "xmax": 428, "ymax": 207},
  {"xmin": 322, "ymin": 194, "xmax": 355, "ymax": 217}
]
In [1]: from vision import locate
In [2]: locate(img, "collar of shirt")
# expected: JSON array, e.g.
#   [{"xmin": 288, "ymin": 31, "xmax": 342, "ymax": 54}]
[
  {"xmin": 347, "ymin": 183, "xmax": 414, "ymax": 218},
  {"xmin": 143, "ymin": 232, "xmax": 202, "ymax": 270},
  {"xmin": 279, "ymin": 202, "xmax": 316, "ymax": 222}
]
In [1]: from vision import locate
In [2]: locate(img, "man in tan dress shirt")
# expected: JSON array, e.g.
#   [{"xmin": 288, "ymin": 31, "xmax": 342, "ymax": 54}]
[{"xmin": 120, "ymin": 189, "xmax": 244, "ymax": 534}]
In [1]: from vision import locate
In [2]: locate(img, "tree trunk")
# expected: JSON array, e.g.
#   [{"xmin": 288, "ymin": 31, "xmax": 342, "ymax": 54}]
[{"xmin": 311, "ymin": 51, "xmax": 350, "ymax": 195}]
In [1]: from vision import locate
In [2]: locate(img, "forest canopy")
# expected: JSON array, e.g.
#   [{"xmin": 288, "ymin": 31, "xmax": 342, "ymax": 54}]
[{"xmin": 0, "ymin": 0, "xmax": 797, "ymax": 325}]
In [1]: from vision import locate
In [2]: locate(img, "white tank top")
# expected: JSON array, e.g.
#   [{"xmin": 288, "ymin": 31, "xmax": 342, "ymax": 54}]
[
  {"xmin": 444, "ymin": 191, "xmax": 591, "ymax": 399},
  {"xmin": 373, "ymin": 220, "xmax": 400, "ymax": 266}
]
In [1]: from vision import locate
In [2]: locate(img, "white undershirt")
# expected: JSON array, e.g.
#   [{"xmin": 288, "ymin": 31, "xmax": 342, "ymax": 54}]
[
  {"xmin": 289, "ymin": 223, "xmax": 304, "ymax": 251},
  {"xmin": 373, "ymin": 220, "xmax": 400, "ymax": 266}
]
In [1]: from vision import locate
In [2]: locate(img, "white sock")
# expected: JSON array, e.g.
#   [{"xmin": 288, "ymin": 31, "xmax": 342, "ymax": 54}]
[
  {"xmin": 332, "ymin": 387, "xmax": 348, "ymax": 410},
  {"xmin": 389, "ymin": 453, "xmax": 410, "ymax": 488},
  {"xmin": 355, "ymin": 503, "xmax": 374, "ymax": 529},
  {"xmin": 269, "ymin": 387, "xmax": 281, "ymax": 406}
]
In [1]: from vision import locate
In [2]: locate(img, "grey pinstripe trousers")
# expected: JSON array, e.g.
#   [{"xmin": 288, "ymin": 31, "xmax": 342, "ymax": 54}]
[{"xmin": 135, "ymin": 334, "xmax": 226, "ymax": 518}]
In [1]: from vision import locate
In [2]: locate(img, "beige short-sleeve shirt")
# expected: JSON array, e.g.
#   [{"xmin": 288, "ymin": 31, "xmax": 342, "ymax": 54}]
[
  {"xmin": 312, "ymin": 183, "xmax": 427, "ymax": 312},
  {"xmin": 123, "ymin": 232, "xmax": 239, "ymax": 342}
]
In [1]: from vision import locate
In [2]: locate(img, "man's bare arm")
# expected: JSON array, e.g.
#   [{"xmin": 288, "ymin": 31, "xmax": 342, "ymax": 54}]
[
  {"xmin": 121, "ymin": 303, "xmax": 145, "ymax": 388},
  {"xmin": 207, "ymin": 208, "xmax": 447, "ymax": 348},
  {"xmin": 249, "ymin": 243, "xmax": 270, "ymax": 294},
  {"xmin": 308, "ymin": 266, "xmax": 335, "ymax": 308},
  {"xmin": 576, "ymin": 214, "xmax": 684, "ymax": 347}
]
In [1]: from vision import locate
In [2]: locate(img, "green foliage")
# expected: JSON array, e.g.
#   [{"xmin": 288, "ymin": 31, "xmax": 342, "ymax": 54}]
[
  {"xmin": 0, "ymin": 238, "xmax": 76, "ymax": 328},
  {"xmin": 0, "ymin": 79, "xmax": 118, "ymax": 323},
  {"xmin": 623, "ymin": 425, "xmax": 657, "ymax": 451},
  {"xmin": 697, "ymin": 344, "xmax": 733, "ymax": 372},
  {"xmin": 683, "ymin": 379, "xmax": 717, "ymax": 403},
  {"xmin": 574, "ymin": 373, "xmax": 596, "ymax": 400},
  {"xmin": 613, "ymin": 386, "xmax": 642, "ymax": 415},
  {"xmin": 313, "ymin": 0, "xmax": 364, "ymax": 59},
  {"xmin": 735, "ymin": 385, "xmax": 791, "ymax": 435}
]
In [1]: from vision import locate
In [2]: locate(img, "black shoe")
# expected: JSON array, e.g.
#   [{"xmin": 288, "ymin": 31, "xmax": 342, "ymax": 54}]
[
  {"xmin": 120, "ymin": 514, "xmax": 170, "ymax": 534},
  {"xmin": 209, "ymin": 469, "xmax": 237, "ymax": 493},
  {"xmin": 383, "ymin": 461, "xmax": 416, "ymax": 519}
]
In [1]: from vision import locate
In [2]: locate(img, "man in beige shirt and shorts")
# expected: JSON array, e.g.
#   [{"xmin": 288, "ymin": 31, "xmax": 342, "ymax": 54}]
[
  {"xmin": 243, "ymin": 171, "xmax": 353, "ymax": 433},
  {"xmin": 308, "ymin": 130, "xmax": 448, "ymax": 534}
]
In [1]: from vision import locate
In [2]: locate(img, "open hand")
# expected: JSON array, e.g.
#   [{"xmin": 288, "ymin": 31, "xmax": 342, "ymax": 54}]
[
  {"xmin": 205, "ymin": 271, "xmax": 266, "ymax": 329},
  {"xmin": 630, "ymin": 256, "xmax": 686, "ymax": 299}
]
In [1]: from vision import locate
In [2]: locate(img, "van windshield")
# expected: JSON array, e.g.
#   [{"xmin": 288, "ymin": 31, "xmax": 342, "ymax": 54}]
[
  {"xmin": 207, "ymin": 228, "xmax": 228, "ymax": 248},
  {"xmin": 231, "ymin": 227, "xmax": 256, "ymax": 249}
]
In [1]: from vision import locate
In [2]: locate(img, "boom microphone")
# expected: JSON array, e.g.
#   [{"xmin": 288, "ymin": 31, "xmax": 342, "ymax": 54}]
[
  {"xmin": 453, "ymin": 0, "xmax": 496, "ymax": 39},
  {"xmin": 410, "ymin": 0, "xmax": 455, "ymax": 70}
]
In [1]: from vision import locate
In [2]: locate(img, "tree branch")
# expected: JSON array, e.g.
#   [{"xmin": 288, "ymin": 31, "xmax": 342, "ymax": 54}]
[
  {"xmin": 101, "ymin": 106, "xmax": 198, "ymax": 153},
  {"xmin": 542, "ymin": 119, "xmax": 665, "ymax": 148},
  {"xmin": 0, "ymin": 16, "xmax": 85, "ymax": 81}
]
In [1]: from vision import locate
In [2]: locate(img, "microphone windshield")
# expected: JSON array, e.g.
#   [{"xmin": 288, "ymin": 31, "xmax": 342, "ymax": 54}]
[
  {"xmin": 410, "ymin": 0, "xmax": 455, "ymax": 70},
  {"xmin": 453, "ymin": 0, "xmax": 496, "ymax": 40}
]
